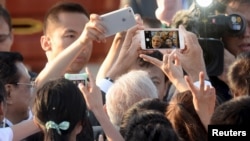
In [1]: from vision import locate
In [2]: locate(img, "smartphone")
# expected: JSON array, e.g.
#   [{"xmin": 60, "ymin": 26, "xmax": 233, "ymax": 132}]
[
  {"xmin": 64, "ymin": 73, "xmax": 89, "ymax": 86},
  {"xmin": 100, "ymin": 7, "xmax": 136, "ymax": 37},
  {"xmin": 140, "ymin": 28, "xmax": 184, "ymax": 50}
]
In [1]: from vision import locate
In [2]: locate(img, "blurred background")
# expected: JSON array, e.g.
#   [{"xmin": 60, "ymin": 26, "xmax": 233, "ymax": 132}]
[{"xmin": 2, "ymin": 0, "xmax": 120, "ymax": 74}]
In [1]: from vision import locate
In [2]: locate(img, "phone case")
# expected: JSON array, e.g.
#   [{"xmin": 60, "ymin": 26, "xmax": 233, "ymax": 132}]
[{"xmin": 100, "ymin": 7, "xmax": 136, "ymax": 37}]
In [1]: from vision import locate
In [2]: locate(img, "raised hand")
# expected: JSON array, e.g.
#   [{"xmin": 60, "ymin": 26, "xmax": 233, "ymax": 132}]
[
  {"xmin": 185, "ymin": 71, "xmax": 216, "ymax": 131},
  {"xmin": 79, "ymin": 14, "xmax": 106, "ymax": 44},
  {"xmin": 140, "ymin": 49, "xmax": 188, "ymax": 92}
]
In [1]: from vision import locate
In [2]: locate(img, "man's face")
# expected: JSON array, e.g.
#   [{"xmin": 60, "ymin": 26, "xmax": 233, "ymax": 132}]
[
  {"xmin": 130, "ymin": 63, "xmax": 168, "ymax": 100},
  {"xmin": 6, "ymin": 62, "xmax": 33, "ymax": 124},
  {"xmin": 166, "ymin": 39, "xmax": 173, "ymax": 47},
  {"xmin": 0, "ymin": 17, "xmax": 13, "ymax": 51},
  {"xmin": 43, "ymin": 12, "xmax": 91, "ymax": 73},
  {"xmin": 152, "ymin": 36, "xmax": 162, "ymax": 48},
  {"xmin": 223, "ymin": 3, "xmax": 250, "ymax": 56}
]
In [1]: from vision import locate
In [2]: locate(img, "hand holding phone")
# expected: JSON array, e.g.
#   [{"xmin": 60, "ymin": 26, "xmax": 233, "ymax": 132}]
[
  {"xmin": 140, "ymin": 28, "xmax": 184, "ymax": 50},
  {"xmin": 100, "ymin": 7, "xmax": 136, "ymax": 37}
]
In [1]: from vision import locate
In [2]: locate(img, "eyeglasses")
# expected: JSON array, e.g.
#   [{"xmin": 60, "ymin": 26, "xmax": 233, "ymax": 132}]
[
  {"xmin": 13, "ymin": 81, "xmax": 35, "ymax": 89},
  {"xmin": 0, "ymin": 33, "xmax": 10, "ymax": 43}
]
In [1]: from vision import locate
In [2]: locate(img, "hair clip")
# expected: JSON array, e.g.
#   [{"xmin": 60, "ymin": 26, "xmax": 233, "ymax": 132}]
[{"xmin": 45, "ymin": 121, "xmax": 70, "ymax": 135}]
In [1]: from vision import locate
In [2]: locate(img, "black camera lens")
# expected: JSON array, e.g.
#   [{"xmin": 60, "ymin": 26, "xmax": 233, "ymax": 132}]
[{"xmin": 227, "ymin": 13, "xmax": 246, "ymax": 36}]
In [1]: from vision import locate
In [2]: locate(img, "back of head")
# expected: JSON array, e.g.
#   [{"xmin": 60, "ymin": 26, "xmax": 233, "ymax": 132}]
[
  {"xmin": 227, "ymin": 51, "xmax": 250, "ymax": 97},
  {"xmin": 33, "ymin": 78, "xmax": 93, "ymax": 141},
  {"xmin": 105, "ymin": 70, "xmax": 158, "ymax": 126},
  {"xmin": 166, "ymin": 90, "xmax": 207, "ymax": 141},
  {"xmin": 131, "ymin": 98, "xmax": 168, "ymax": 114},
  {"xmin": 210, "ymin": 96, "xmax": 250, "ymax": 125},
  {"xmin": 120, "ymin": 108, "xmax": 179, "ymax": 141},
  {"xmin": 0, "ymin": 52, "xmax": 23, "ymax": 85},
  {"xmin": 43, "ymin": 1, "xmax": 89, "ymax": 34}
]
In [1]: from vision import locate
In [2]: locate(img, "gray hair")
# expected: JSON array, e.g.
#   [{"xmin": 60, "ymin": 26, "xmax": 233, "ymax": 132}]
[{"xmin": 105, "ymin": 70, "xmax": 158, "ymax": 127}]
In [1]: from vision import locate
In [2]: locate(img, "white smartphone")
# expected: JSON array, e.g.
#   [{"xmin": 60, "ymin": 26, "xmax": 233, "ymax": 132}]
[
  {"xmin": 100, "ymin": 7, "xmax": 136, "ymax": 37},
  {"xmin": 140, "ymin": 28, "xmax": 185, "ymax": 50},
  {"xmin": 64, "ymin": 73, "xmax": 89, "ymax": 86}
]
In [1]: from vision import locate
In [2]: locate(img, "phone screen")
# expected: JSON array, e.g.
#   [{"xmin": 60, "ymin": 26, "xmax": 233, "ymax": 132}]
[
  {"xmin": 143, "ymin": 29, "xmax": 181, "ymax": 49},
  {"xmin": 64, "ymin": 73, "xmax": 89, "ymax": 86}
]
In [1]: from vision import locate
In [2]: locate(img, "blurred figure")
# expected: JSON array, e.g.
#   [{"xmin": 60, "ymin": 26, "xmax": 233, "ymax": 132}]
[
  {"xmin": 227, "ymin": 51, "xmax": 250, "ymax": 97},
  {"xmin": 119, "ymin": 0, "xmax": 158, "ymax": 19},
  {"xmin": 155, "ymin": 0, "xmax": 193, "ymax": 26},
  {"xmin": 0, "ymin": 4, "xmax": 13, "ymax": 52},
  {"xmin": 218, "ymin": 0, "xmax": 250, "ymax": 56},
  {"xmin": 0, "ymin": 81, "xmax": 7, "ymax": 127},
  {"xmin": 165, "ymin": 38, "xmax": 175, "ymax": 48},
  {"xmin": 210, "ymin": 95, "xmax": 250, "ymax": 125}
]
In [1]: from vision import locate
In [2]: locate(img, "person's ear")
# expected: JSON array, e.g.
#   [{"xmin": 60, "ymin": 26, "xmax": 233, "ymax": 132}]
[
  {"xmin": 4, "ymin": 84, "xmax": 14, "ymax": 105},
  {"xmin": 75, "ymin": 121, "xmax": 83, "ymax": 135},
  {"xmin": 0, "ymin": 102, "xmax": 4, "ymax": 117},
  {"xmin": 40, "ymin": 35, "xmax": 51, "ymax": 51}
]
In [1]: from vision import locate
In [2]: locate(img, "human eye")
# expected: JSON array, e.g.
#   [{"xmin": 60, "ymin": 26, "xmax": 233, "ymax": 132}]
[
  {"xmin": 152, "ymin": 80, "xmax": 160, "ymax": 86},
  {"xmin": 64, "ymin": 34, "xmax": 76, "ymax": 38}
]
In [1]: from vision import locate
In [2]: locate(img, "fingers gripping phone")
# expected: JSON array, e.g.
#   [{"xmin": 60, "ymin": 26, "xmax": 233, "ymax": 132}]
[
  {"xmin": 140, "ymin": 28, "xmax": 185, "ymax": 50},
  {"xmin": 64, "ymin": 73, "xmax": 89, "ymax": 86},
  {"xmin": 100, "ymin": 7, "xmax": 136, "ymax": 37}
]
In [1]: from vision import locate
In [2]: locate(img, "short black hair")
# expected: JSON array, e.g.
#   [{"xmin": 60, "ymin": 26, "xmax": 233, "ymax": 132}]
[
  {"xmin": 43, "ymin": 1, "xmax": 89, "ymax": 34},
  {"xmin": 0, "ymin": 52, "xmax": 24, "ymax": 85},
  {"xmin": 0, "ymin": 81, "xmax": 7, "ymax": 103}
]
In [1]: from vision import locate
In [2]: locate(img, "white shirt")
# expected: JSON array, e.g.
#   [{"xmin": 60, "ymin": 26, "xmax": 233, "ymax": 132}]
[{"xmin": 0, "ymin": 127, "xmax": 13, "ymax": 141}]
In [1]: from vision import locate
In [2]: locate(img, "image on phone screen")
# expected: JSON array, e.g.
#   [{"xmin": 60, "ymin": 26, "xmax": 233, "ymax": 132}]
[{"xmin": 142, "ymin": 29, "xmax": 182, "ymax": 49}]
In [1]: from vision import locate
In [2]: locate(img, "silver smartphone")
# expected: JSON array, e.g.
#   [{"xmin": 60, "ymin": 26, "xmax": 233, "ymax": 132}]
[{"xmin": 100, "ymin": 7, "xmax": 136, "ymax": 37}]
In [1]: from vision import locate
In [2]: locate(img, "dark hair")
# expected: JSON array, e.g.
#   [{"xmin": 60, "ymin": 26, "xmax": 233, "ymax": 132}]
[
  {"xmin": 129, "ymin": 98, "xmax": 168, "ymax": 114},
  {"xmin": 0, "ymin": 51, "xmax": 24, "ymax": 85},
  {"xmin": 120, "ymin": 98, "xmax": 179, "ymax": 141},
  {"xmin": 0, "ymin": 4, "xmax": 12, "ymax": 31},
  {"xmin": 227, "ymin": 51, "xmax": 250, "ymax": 97},
  {"xmin": 166, "ymin": 90, "xmax": 208, "ymax": 141},
  {"xmin": 0, "ymin": 81, "xmax": 7, "ymax": 103},
  {"xmin": 137, "ymin": 50, "xmax": 168, "ymax": 83},
  {"xmin": 43, "ymin": 1, "xmax": 89, "ymax": 34},
  {"xmin": 120, "ymin": 109, "xmax": 179, "ymax": 141},
  {"xmin": 210, "ymin": 96, "xmax": 250, "ymax": 125},
  {"xmin": 33, "ymin": 78, "xmax": 94, "ymax": 141}
]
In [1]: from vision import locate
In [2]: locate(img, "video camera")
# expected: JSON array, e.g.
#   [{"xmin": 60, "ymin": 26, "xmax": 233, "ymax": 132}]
[{"xmin": 192, "ymin": 0, "xmax": 247, "ymax": 76}]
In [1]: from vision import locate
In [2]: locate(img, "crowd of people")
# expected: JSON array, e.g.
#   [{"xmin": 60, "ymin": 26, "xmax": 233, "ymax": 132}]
[{"xmin": 0, "ymin": 0, "xmax": 250, "ymax": 141}]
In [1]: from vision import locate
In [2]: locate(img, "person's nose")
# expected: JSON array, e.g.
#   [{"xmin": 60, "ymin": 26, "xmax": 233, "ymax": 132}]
[{"xmin": 243, "ymin": 24, "xmax": 250, "ymax": 38}]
